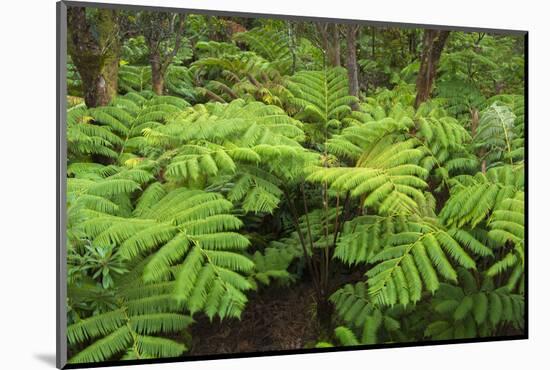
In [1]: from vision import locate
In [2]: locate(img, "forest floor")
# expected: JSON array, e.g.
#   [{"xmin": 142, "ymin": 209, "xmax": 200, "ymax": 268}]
[
  {"xmin": 188, "ymin": 266, "xmax": 366, "ymax": 355},
  {"xmin": 189, "ymin": 282, "xmax": 321, "ymax": 355}
]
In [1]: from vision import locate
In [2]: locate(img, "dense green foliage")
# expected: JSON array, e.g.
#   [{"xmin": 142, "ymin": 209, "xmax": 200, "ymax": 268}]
[{"xmin": 66, "ymin": 9, "xmax": 525, "ymax": 363}]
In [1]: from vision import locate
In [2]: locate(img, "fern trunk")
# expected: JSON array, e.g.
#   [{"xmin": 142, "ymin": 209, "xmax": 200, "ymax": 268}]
[{"xmin": 316, "ymin": 294, "xmax": 333, "ymax": 335}]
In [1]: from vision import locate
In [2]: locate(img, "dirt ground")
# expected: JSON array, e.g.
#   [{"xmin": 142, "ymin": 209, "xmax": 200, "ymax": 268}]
[
  {"xmin": 188, "ymin": 265, "xmax": 366, "ymax": 356},
  {"xmin": 188, "ymin": 282, "xmax": 322, "ymax": 355}
]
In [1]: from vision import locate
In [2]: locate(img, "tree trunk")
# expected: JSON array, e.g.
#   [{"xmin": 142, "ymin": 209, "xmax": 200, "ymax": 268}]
[
  {"xmin": 151, "ymin": 54, "xmax": 165, "ymax": 95},
  {"xmin": 470, "ymin": 108, "xmax": 487, "ymax": 173},
  {"xmin": 330, "ymin": 24, "xmax": 341, "ymax": 67},
  {"xmin": 414, "ymin": 29, "xmax": 450, "ymax": 109},
  {"xmin": 470, "ymin": 108, "xmax": 479, "ymax": 137},
  {"xmin": 317, "ymin": 23, "xmax": 341, "ymax": 67},
  {"xmin": 67, "ymin": 7, "xmax": 120, "ymax": 107},
  {"xmin": 408, "ymin": 30, "xmax": 418, "ymax": 60},
  {"xmin": 287, "ymin": 21, "xmax": 297, "ymax": 74},
  {"xmin": 345, "ymin": 25, "xmax": 360, "ymax": 110},
  {"xmin": 142, "ymin": 14, "xmax": 185, "ymax": 96},
  {"xmin": 371, "ymin": 27, "xmax": 375, "ymax": 58}
]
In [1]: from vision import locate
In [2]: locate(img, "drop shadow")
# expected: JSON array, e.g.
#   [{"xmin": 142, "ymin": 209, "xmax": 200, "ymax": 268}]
[{"xmin": 34, "ymin": 353, "xmax": 57, "ymax": 367}]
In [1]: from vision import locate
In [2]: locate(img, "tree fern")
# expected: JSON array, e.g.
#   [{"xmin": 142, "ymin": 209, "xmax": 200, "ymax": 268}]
[
  {"xmin": 74, "ymin": 186, "xmax": 254, "ymax": 320},
  {"xmin": 118, "ymin": 65, "xmax": 152, "ymax": 94},
  {"xmin": 424, "ymin": 269, "xmax": 524, "ymax": 340},
  {"xmin": 248, "ymin": 241, "xmax": 302, "ymax": 287},
  {"xmin": 486, "ymin": 192, "xmax": 525, "ymax": 292},
  {"xmin": 67, "ymin": 104, "xmax": 121, "ymax": 160},
  {"xmin": 67, "ymin": 92, "xmax": 191, "ymax": 165},
  {"xmin": 233, "ymin": 27, "xmax": 292, "ymax": 74},
  {"xmin": 68, "ymin": 260, "xmax": 192, "ymax": 364},
  {"xmin": 142, "ymin": 99, "xmax": 315, "ymax": 214},
  {"xmin": 308, "ymin": 137, "xmax": 429, "ymax": 216},
  {"xmin": 118, "ymin": 65, "xmax": 197, "ymax": 102},
  {"xmin": 363, "ymin": 217, "xmax": 484, "ymax": 307},
  {"xmin": 474, "ymin": 102, "xmax": 523, "ymax": 167},
  {"xmin": 334, "ymin": 214, "xmax": 413, "ymax": 266},
  {"xmin": 327, "ymin": 282, "xmax": 401, "ymax": 345},
  {"xmin": 194, "ymin": 40, "xmax": 241, "ymax": 59},
  {"xmin": 286, "ymin": 67, "xmax": 358, "ymax": 141},
  {"xmin": 440, "ymin": 164, "xmax": 524, "ymax": 228},
  {"xmin": 435, "ymin": 78, "xmax": 485, "ymax": 119}
]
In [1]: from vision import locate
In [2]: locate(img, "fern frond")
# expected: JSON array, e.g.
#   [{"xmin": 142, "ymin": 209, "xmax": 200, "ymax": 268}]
[
  {"xmin": 308, "ymin": 138, "xmax": 428, "ymax": 216},
  {"xmin": 69, "ymin": 326, "xmax": 133, "ymax": 363},
  {"xmin": 440, "ymin": 165, "xmax": 524, "ymax": 228},
  {"xmin": 425, "ymin": 269, "xmax": 524, "ymax": 340},
  {"xmin": 334, "ymin": 326, "xmax": 360, "ymax": 346},
  {"xmin": 286, "ymin": 67, "xmax": 358, "ymax": 139},
  {"xmin": 365, "ymin": 219, "xmax": 481, "ymax": 307}
]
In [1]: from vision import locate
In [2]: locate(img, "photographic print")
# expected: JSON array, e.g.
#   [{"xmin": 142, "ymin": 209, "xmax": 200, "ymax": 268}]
[{"xmin": 58, "ymin": 1, "xmax": 527, "ymax": 367}]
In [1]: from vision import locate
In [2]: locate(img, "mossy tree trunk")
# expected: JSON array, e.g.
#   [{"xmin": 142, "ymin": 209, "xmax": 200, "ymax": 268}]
[
  {"xmin": 414, "ymin": 29, "xmax": 450, "ymax": 109},
  {"xmin": 67, "ymin": 7, "xmax": 121, "ymax": 107}
]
